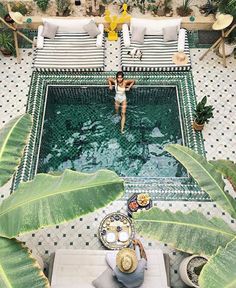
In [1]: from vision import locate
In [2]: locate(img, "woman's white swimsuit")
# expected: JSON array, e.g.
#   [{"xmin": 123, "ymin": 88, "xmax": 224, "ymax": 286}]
[{"xmin": 115, "ymin": 81, "xmax": 126, "ymax": 103}]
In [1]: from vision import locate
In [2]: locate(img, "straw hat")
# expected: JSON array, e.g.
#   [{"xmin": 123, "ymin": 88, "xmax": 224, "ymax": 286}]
[
  {"xmin": 116, "ymin": 248, "xmax": 138, "ymax": 273},
  {"xmin": 9, "ymin": 11, "xmax": 24, "ymax": 24},
  {"xmin": 212, "ymin": 14, "xmax": 233, "ymax": 30},
  {"xmin": 172, "ymin": 52, "xmax": 188, "ymax": 65}
]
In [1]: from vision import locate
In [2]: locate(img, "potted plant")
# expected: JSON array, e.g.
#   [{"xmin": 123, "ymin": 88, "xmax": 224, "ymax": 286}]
[
  {"xmin": 163, "ymin": 0, "xmax": 173, "ymax": 16},
  {"xmin": 179, "ymin": 255, "xmax": 208, "ymax": 287},
  {"xmin": 134, "ymin": 143, "xmax": 236, "ymax": 288},
  {"xmin": 177, "ymin": 0, "xmax": 193, "ymax": 16},
  {"xmin": 219, "ymin": 33, "xmax": 236, "ymax": 57},
  {"xmin": 0, "ymin": 2, "xmax": 7, "ymax": 21},
  {"xmin": 192, "ymin": 96, "xmax": 214, "ymax": 131},
  {"xmin": 0, "ymin": 114, "xmax": 124, "ymax": 286},
  {"xmin": 0, "ymin": 30, "xmax": 15, "ymax": 56},
  {"xmin": 147, "ymin": 1, "xmax": 159, "ymax": 16},
  {"xmin": 199, "ymin": 0, "xmax": 218, "ymax": 16},
  {"xmin": 11, "ymin": 1, "xmax": 33, "ymax": 16},
  {"xmin": 156, "ymin": 0, "xmax": 165, "ymax": 16},
  {"xmin": 56, "ymin": 0, "xmax": 71, "ymax": 16},
  {"xmin": 85, "ymin": 0, "xmax": 106, "ymax": 16},
  {"xmin": 147, "ymin": 0, "xmax": 172, "ymax": 16},
  {"xmin": 218, "ymin": 0, "xmax": 236, "ymax": 18},
  {"xmin": 128, "ymin": 0, "xmax": 147, "ymax": 14},
  {"xmin": 33, "ymin": 0, "xmax": 50, "ymax": 11}
]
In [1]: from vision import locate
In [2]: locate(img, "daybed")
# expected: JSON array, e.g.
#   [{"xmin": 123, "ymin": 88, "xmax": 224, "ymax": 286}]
[
  {"xmin": 49, "ymin": 249, "xmax": 170, "ymax": 288},
  {"xmin": 121, "ymin": 18, "xmax": 191, "ymax": 72},
  {"xmin": 34, "ymin": 18, "xmax": 105, "ymax": 71}
]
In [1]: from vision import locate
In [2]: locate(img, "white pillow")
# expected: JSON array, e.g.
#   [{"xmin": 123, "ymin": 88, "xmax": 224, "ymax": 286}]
[
  {"xmin": 163, "ymin": 25, "xmax": 178, "ymax": 42},
  {"xmin": 130, "ymin": 18, "xmax": 182, "ymax": 36},
  {"xmin": 131, "ymin": 26, "xmax": 146, "ymax": 44},
  {"xmin": 83, "ymin": 20, "xmax": 100, "ymax": 37},
  {"xmin": 42, "ymin": 18, "xmax": 93, "ymax": 33},
  {"xmin": 41, "ymin": 21, "xmax": 58, "ymax": 39}
]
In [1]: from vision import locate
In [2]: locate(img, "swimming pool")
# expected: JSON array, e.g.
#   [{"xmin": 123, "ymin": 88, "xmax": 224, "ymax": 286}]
[
  {"xmin": 14, "ymin": 71, "xmax": 207, "ymax": 200},
  {"xmin": 37, "ymin": 85, "xmax": 186, "ymax": 178}
]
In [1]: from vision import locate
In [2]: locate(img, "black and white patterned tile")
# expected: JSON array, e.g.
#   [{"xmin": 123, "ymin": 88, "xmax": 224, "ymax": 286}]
[
  {"xmin": 0, "ymin": 42, "xmax": 236, "ymax": 287},
  {"xmin": 104, "ymin": 39, "xmax": 121, "ymax": 71},
  {"xmin": 191, "ymin": 49, "xmax": 236, "ymax": 162}
]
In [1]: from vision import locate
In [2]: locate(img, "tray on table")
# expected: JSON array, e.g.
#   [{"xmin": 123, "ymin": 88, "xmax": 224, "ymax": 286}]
[
  {"xmin": 98, "ymin": 212, "xmax": 135, "ymax": 250},
  {"xmin": 127, "ymin": 193, "xmax": 152, "ymax": 217}
]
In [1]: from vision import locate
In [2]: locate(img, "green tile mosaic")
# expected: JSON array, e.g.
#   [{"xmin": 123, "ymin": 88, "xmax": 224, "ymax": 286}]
[
  {"xmin": 188, "ymin": 31, "xmax": 212, "ymax": 49},
  {"xmin": 13, "ymin": 71, "xmax": 208, "ymax": 201}
]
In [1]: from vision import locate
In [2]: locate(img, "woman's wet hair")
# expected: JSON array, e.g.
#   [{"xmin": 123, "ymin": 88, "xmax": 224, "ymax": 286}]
[{"xmin": 116, "ymin": 71, "xmax": 124, "ymax": 79}]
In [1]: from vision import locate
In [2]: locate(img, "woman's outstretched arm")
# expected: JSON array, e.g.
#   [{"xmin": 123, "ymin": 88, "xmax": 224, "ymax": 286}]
[
  {"xmin": 125, "ymin": 79, "xmax": 135, "ymax": 90},
  {"xmin": 108, "ymin": 77, "xmax": 115, "ymax": 90}
]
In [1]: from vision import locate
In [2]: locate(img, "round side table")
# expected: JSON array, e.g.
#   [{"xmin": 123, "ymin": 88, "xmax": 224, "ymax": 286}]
[{"xmin": 98, "ymin": 212, "xmax": 135, "ymax": 250}]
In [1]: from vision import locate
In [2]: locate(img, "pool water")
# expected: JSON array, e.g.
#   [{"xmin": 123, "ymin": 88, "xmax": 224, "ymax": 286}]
[{"xmin": 37, "ymin": 85, "xmax": 186, "ymax": 177}]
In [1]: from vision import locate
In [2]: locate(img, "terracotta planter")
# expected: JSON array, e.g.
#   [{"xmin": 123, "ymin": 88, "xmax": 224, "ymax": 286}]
[
  {"xmin": 176, "ymin": 6, "xmax": 193, "ymax": 17},
  {"xmin": 157, "ymin": 8, "xmax": 165, "ymax": 16},
  {"xmin": 192, "ymin": 121, "xmax": 204, "ymax": 131},
  {"xmin": 0, "ymin": 48, "xmax": 12, "ymax": 57}
]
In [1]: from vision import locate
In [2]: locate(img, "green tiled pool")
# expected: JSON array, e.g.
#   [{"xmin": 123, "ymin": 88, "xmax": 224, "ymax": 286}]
[
  {"xmin": 38, "ymin": 86, "xmax": 186, "ymax": 177},
  {"xmin": 14, "ymin": 71, "xmax": 208, "ymax": 200}
]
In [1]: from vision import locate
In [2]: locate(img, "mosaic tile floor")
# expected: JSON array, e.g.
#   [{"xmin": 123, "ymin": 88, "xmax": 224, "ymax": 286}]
[{"xmin": 0, "ymin": 40, "xmax": 236, "ymax": 287}]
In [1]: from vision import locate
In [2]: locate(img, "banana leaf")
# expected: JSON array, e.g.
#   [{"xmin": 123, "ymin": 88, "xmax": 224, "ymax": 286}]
[
  {"xmin": 210, "ymin": 160, "xmax": 236, "ymax": 193},
  {"xmin": 133, "ymin": 208, "xmax": 236, "ymax": 256},
  {"xmin": 0, "ymin": 114, "xmax": 32, "ymax": 187},
  {"xmin": 165, "ymin": 144, "xmax": 236, "ymax": 219},
  {"xmin": 199, "ymin": 238, "xmax": 236, "ymax": 288},
  {"xmin": 0, "ymin": 237, "xmax": 49, "ymax": 288},
  {"xmin": 0, "ymin": 169, "xmax": 124, "ymax": 238}
]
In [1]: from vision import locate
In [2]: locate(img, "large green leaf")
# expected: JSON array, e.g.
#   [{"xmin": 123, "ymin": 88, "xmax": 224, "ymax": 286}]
[
  {"xmin": 134, "ymin": 208, "xmax": 236, "ymax": 256},
  {"xmin": 0, "ymin": 237, "xmax": 49, "ymax": 288},
  {"xmin": 199, "ymin": 238, "xmax": 236, "ymax": 288},
  {"xmin": 165, "ymin": 144, "xmax": 236, "ymax": 219},
  {"xmin": 210, "ymin": 160, "xmax": 236, "ymax": 193},
  {"xmin": 0, "ymin": 169, "xmax": 124, "ymax": 238},
  {"xmin": 0, "ymin": 114, "xmax": 32, "ymax": 187}
]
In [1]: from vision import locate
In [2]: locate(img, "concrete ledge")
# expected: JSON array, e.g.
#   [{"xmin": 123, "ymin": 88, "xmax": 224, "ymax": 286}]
[{"xmin": 20, "ymin": 15, "xmax": 215, "ymax": 31}]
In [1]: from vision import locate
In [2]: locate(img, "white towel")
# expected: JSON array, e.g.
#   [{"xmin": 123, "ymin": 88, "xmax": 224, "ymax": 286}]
[
  {"xmin": 178, "ymin": 28, "xmax": 186, "ymax": 53},
  {"xmin": 37, "ymin": 25, "xmax": 44, "ymax": 49},
  {"xmin": 96, "ymin": 24, "xmax": 104, "ymax": 47},
  {"xmin": 122, "ymin": 24, "xmax": 131, "ymax": 47}
]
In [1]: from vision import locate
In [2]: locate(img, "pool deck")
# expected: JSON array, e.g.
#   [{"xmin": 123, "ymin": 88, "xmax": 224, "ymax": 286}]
[{"xmin": 0, "ymin": 39, "xmax": 236, "ymax": 286}]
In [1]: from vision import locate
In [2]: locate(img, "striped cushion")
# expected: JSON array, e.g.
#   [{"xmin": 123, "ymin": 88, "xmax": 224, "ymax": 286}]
[
  {"xmin": 33, "ymin": 33, "xmax": 105, "ymax": 72},
  {"xmin": 121, "ymin": 32, "xmax": 191, "ymax": 72}
]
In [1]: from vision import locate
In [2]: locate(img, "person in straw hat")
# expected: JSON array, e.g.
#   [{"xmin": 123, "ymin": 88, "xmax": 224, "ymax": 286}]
[
  {"xmin": 113, "ymin": 239, "xmax": 147, "ymax": 288},
  {"xmin": 9, "ymin": 11, "xmax": 24, "ymax": 25},
  {"xmin": 172, "ymin": 52, "xmax": 189, "ymax": 66}
]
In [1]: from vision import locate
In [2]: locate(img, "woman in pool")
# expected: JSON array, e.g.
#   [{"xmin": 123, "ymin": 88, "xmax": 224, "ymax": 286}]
[{"xmin": 108, "ymin": 71, "xmax": 135, "ymax": 134}]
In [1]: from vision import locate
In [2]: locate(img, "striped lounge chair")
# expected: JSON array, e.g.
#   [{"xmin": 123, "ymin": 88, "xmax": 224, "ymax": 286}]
[
  {"xmin": 34, "ymin": 19, "xmax": 105, "ymax": 72},
  {"xmin": 121, "ymin": 18, "xmax": 192, "ymax": 72}
]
